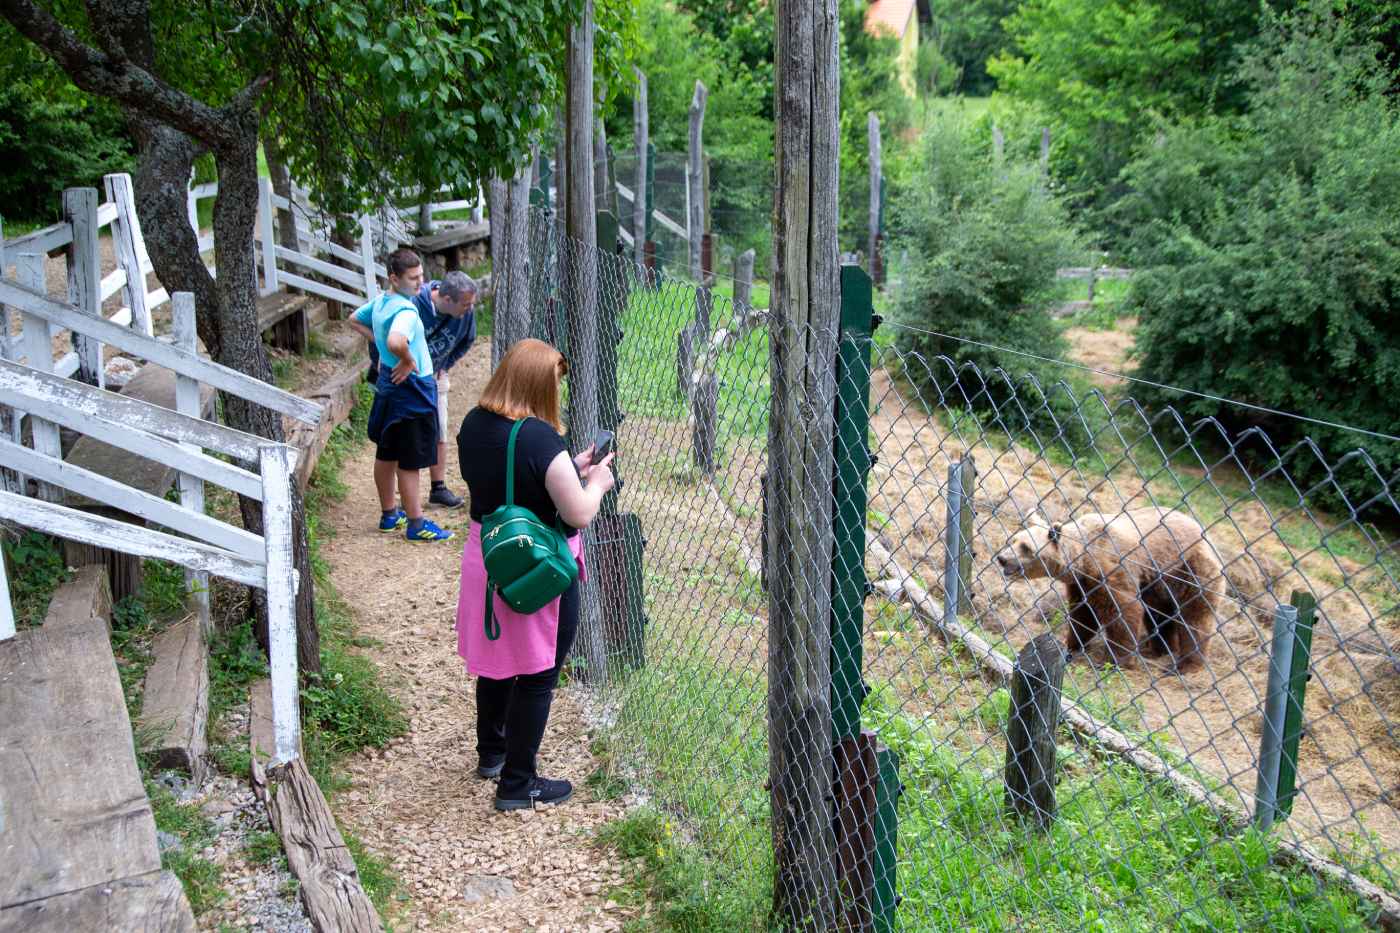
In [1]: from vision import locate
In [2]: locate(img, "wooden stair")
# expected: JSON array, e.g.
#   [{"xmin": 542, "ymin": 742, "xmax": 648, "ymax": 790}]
[{"xmin": 0, "ymin": 567, "xmax": 194, "ymax": 932}]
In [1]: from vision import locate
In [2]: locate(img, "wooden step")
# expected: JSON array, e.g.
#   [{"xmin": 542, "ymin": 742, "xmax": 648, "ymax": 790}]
[
  {"xmin": 138, "ymin": 615, "xmax": 210, "ymax": 782},
  {"xmin": 0, "ymin": 568, "xmax": 195, "ymax": 931},
  {"xmin": 249, "ymin": 679, "xmax": 380, "ymax": 933}
]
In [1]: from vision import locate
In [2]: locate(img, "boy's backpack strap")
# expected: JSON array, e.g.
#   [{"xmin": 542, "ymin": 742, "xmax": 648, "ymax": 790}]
[{"xmin": 505, "ymin": 418, "xmax": 526, "ymax": 507}]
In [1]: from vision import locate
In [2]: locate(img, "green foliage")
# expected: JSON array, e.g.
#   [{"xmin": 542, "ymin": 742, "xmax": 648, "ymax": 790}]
[
  {"xmin": 926, "ymin": 0, "xmax": 1018, "ymax": 95},
  {"xmin": 2, "ymin": 531, "xmax": 71, "ymax": 629},
  {"xmin": 886, "ymin": 115, "xmax": 1093, "ymax": 450},
  {"xmin": 1116, "ymin": 10, "xmax": 1400, "ymax": 512},
  {"xmin": 0, "ymin": 51, "xmax": 134, "ymax": 224},
  {"xmin": 344, "ymin": 830, "xmax": 399, "ymax": 916},
  {"xmin": 989, "ymin": 0, "xmax": 1286, "ymax": 212}
]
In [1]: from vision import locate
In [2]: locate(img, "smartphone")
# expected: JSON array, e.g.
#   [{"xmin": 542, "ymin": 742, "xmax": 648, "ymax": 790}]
[{"xmin": 593, "ymin": 429, "xmax": 615, "ymax": 460}]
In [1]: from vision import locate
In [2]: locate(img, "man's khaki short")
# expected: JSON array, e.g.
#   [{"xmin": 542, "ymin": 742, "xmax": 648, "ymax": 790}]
[{"xmin": 436, "ymin": 371, "xmax": 451, "ymax": 442}]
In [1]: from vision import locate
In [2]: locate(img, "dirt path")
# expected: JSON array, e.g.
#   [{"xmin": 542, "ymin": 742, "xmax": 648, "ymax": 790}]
[{"xmin": 320, "ymin": 341, "xmax": 633, "ymax": 932}]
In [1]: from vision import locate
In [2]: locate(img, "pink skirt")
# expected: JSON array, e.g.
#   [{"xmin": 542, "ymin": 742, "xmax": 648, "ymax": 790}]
[{"xmin": 456, "ymin": 521, "xmax": 585, "ymax": 680}]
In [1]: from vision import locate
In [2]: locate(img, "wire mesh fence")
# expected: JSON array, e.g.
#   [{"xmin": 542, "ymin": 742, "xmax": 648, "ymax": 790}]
[{"xmin": 512, "ymin": 206, "xmax": 1400, "ymax": 929}]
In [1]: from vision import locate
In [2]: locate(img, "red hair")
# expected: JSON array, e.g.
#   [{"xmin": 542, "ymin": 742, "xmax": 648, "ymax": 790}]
[{"xmin": 478, "ymin": 339, "xmax": 568, "ymax": 432}]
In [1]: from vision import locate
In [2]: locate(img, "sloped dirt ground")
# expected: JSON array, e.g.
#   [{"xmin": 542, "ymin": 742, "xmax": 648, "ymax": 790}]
[{"xmin": 320, "ymin": 342, "xmax": 635, "ymax": 932}]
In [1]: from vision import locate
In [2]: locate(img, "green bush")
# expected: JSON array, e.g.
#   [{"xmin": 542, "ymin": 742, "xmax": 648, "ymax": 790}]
[
  {"xmin": 886, "ymin": 117, "xmax": 1090, "ymax": 452},
  {"xmin": 0, "ymin": 52, "xmax": 133, "ymax": 224},
  {"xmin": 1116, "ymin": 11, "xmax": 1400, "ymax": 513}
]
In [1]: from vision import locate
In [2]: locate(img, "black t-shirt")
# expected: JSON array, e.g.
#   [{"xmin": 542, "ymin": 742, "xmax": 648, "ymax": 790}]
[{"xmin": 457, "ymin": 408, "xmax": 579, "ymax": 537}]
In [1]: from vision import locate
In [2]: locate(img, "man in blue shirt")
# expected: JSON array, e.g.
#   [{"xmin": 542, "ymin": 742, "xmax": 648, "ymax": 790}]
[{"xmin": 366, "ymin": 269, "xmax": 478, "ymax": 508}]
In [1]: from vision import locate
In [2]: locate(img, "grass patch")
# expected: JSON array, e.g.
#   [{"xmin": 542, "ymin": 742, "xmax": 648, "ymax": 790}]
[
  {"xmin": 147, "ymin": 777, "xmax": 225, "ymax": 916},
  {"xmin": 345, "ymin": 829, "xmax": 400, "ymax": 916},
  {"xmin": 2, "ymin": 530, "xmax": 71, "ymax": 629}
]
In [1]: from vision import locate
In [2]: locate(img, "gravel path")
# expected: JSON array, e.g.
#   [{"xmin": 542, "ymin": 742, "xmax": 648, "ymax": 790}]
[{"xmin": 320, "ymin": 341, "xmax": 636, "ymax": 931}]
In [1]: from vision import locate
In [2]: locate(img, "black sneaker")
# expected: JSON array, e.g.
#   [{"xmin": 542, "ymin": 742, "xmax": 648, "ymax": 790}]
[
  {"xmin": 429, "ymin": 484, "xmax": 464, "ymax": 508},
  {"xmin": 494, "ymin": 777, "xmax": 573, "ymax": 811},
  {"xmin": 477, "ymin": 756, "xmax": 505, "ymax": 780}
]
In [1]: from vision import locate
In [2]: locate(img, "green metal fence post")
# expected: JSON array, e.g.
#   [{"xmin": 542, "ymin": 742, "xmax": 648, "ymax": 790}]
[{"xmin": 1277, "ymin": 590, "xmax": 1318, "ymax": 818}]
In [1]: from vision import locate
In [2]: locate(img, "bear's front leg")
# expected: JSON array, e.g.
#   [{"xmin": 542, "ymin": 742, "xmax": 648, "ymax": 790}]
[{"xmin": 1100, "ymin": 587, "xmax": 1145, "ymax": 669}]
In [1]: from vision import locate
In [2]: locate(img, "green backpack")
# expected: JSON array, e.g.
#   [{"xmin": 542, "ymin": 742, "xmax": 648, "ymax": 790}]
[{"xmin": 480, "ymin": 418, "xmax": 579, "ymax": 640}]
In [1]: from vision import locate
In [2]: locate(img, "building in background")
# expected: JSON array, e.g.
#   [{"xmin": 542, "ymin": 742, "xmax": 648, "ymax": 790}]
[{"xmin": 865, "ymin": 0, "xmax": 919, "ymax": 97}]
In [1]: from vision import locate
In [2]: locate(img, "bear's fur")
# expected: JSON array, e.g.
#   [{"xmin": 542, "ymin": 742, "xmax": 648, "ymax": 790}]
[{"xmin": 994, "ymin": 507, "xmax": 1226, "ymax": 672}]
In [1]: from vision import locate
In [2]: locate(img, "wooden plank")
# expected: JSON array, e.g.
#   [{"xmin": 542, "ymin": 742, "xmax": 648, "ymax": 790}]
[
  {"xmin": 0, "ymin": 491, "xmax": 268, "ymax": 588},
  {"xmin": 286, "ymin": 364, "xmax": 366, "ymax": 490},
  {"xmin": 0, "ymin": 536, "xmax": 12, "ymax": 641},
  {"xmin": 260, "ymin": 444, "xmax": 301, "ymax": 763},
  {"xmin": 274, "ymin": 245, "xmax": 372, "ymax": 293},
  {"xmin": 0, "ymin": 569, "xmax": 160, "ymax": 908},
  {"xmin": 4, "ymin": 437, "xmax": 263, "ymax": 560},
  {"xmin": 411, "ymin": 219, "xmax": 490, "ymax": 253},
  {"xmin": 615, "ymin": 183, "xmax": 687, "ymax": 239},
  {"xmin": 0, "ymin": 870, "xmax": 194, "ymax": 933},
  {"xmin": 0, "ymin": 278, "xmax": 323, "ymax": 425},
  {"xmin": 15, "ymin": 255, "xmax": 62, "ymax": 502},
  {"xmin": 358, "ymin": 217, "xmax": 380, "ymax": 301},
  {"xmin": 105, "ymin": 174, "xmax": 153, "ymax": 337},
  {"xmin": 258, "ymin": 178, "xmax": 279, "ymax": 296},
  {"xmin": 3, "ymin": 221, "xmax": 73, "ymax": 256},
  {"xmin": 100, "ymin": 267, "xmax": 127, "ymax": 303},
  {"xmin": 64, "ymin": 187, "xmax": 104, "ymax": 388},
  {"xmin": 278, "ymin": 271, "xmax": 366, "ymax": 309},
  {"xmin": 253, "ymin": 756, "xmax": 381, "ymax": 932},
  {"xmin": 0, "ymin": 363, "xmax": 264, "ymax": 499},
  {"xmin": 138, "ymin": 617, "xmax": 209, "ymax": 782}
]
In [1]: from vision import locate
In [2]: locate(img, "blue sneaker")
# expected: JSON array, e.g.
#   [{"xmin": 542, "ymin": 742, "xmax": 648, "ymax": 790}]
[
  {"xmin": 406, "ymin": 519, "xmax": 454, "ymax": 542},
  {"xmin": 377, "ymin": 509, "xmax": 407, "ymax": 533}
]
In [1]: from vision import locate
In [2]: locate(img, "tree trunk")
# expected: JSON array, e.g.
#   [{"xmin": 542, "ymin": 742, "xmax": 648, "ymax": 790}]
[
  {"xmin": 132, "ymin": 117, "xmax": 321, "ymax": 677},
  {"xmin": 262, "ymin": 132, "xmax": 301, "ymax": 250}
]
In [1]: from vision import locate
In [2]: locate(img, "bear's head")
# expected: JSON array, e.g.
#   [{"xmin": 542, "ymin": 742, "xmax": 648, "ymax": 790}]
[{"xmin": 994, "ymin": 519, "xmax": 1066, "ymax": 580}]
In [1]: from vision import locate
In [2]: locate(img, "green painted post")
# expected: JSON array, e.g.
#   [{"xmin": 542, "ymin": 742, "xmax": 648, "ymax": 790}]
[
  {"xmin": 873, "ymin": 744, "xmax": 901, "ymax": 932},
  {"xmin": 1277, "ymin": 590, "xmax": 1318, "ymax": 818},
  {"xmin": 831, "ymin": 263, "xmax": 875, "ymax": 741}
]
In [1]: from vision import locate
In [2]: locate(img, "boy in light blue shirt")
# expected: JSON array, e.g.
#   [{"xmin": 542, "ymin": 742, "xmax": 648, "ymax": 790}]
[{"xmin": 348, "ymin": 248, "xmax": 453, "ymax": 542}]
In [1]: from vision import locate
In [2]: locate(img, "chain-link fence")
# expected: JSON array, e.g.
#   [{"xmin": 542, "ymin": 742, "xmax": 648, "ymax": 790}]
[{"xmin": 510, "ymin": 206, "xmax": 1400, "ymax": 929}]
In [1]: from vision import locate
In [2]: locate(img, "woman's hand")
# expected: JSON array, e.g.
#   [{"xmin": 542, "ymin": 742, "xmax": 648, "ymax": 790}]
[
  {"xmin": 573, "ymin": 444, "xmax": 596, "ymax": 471},
  {"xmin": 580, "ymin": 452, "xmax": 616, "ymax": 494}
]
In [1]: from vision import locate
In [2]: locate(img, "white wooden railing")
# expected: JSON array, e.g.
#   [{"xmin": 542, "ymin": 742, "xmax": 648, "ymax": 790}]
[{"xmin": 0, "ymin": 237, "xmax": 320, "ymax": 766}]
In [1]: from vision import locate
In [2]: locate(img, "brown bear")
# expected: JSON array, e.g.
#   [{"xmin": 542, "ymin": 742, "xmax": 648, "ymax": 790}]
[{"xmin": 994, "ymin": 507, "xmax": 1226, "ymax": 671}]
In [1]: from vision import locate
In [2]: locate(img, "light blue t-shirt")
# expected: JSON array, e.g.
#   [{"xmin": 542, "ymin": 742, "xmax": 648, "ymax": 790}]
[{"xmin": 353, "ymin": 293, "xmax": 433, "ymax": 378}]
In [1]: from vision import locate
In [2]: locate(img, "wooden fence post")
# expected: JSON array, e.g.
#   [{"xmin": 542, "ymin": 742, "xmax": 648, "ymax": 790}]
[
  {"xmin": 1005, "ymin": 632, "xmax": 1065, "ymax": 829},
  {"xmin": 358, "ymin": 215, "xmax": 379, "ymax": 302},
  {"xmin": 186, "ymin": 168, "xmax": 200, "ymax": 236},
  {"xmin": 734, "ymin": 248, "xmax": 756, "ymax": 336},
  {"xmin": 565, "ymin": 0, "xmax": 608, "ymax": 686},
  {"xmin": 259, "ymin": 443, "xmax": 301, "ymax": 764},
  {"xmin": 104, "ymin": 173, "xmax": 153, "ymax": 337},
  {"xmin": 17, "ymin": 253, "xmax": 61, "ymax": 502},
  {"xmin": 944, "ymin": 457, "xmax": 976, "ymax": 622},
  {"xmin": 868, "ymin": 113, "xmax": 881, "ymax": 281},
  {"xmin": 64, "ymin": 187, "xmax": 103, "ymax": 388},
  {"xmin": 172, "ymin": 292, "xmax": 211, "ymax": 635},
  {"xmin": 693, "ymin": 373, "xmax": 717, "ymax": 476},
  {"xmin": 633, "ymin": 68, "xmax": 649, "ymax": 265},
  {"xmin": 258, "ymin": 177, "xmax": 280, "ymax": 297},
  {"xmin": 490, "ymin": 157, "xmax": 535, "ymax": 370},
  {"xmin": 687, "ymin": 80, "xmax": 708, "ymax": 282},
  {"xmin": 770, "ymin": 0, "xmax": 840, "ymax": 923}
]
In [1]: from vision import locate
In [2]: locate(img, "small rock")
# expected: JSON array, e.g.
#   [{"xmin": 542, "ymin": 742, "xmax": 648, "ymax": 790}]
[
  {"xmin": 156, "ymin": 830, "xmax": 183, "ymax": 854},
  {"xmin": 461, "ymin": 873, "xmax": 516, "ymax": 903},
  {"xmin": 103, "ymin": 356, "xmax": 140, "ymax": 389},
  {"xmin": 202, "ymin": 798, "xmax": 238, "ymax": 818}
]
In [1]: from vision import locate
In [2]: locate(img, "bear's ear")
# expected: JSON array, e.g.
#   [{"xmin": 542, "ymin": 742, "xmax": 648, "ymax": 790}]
[{"xmin": 1049, "ymin": 523, "xmax": 1062, "ymax": 544}]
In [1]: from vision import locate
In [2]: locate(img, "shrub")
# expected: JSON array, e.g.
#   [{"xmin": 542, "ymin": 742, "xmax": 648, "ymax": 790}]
[
  {"xmin": 1116, "ymin": 10, "xmax": 1400, "ymax": 513},
  {"xmin": 886, "ymin": 116, "xmax": 1090, "ymax": 452},
  {"xmin": 0, "ymin": 52, "xmax": 133, "ymax": 224}
]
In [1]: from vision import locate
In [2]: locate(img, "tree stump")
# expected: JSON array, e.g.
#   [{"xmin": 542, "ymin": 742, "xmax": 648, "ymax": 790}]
[
  {"xmin": 692, "ymin": 373, "xmax": 717, "ymax": 475},
  {"xmin": 1004, "ymin": 632, "xmax": 1066, "ymax": 829}
]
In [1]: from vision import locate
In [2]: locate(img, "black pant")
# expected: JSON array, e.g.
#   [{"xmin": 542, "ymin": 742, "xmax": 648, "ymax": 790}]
[{"xmin": 475, "ymin": 581, "xmax": 580, "ymax": 796}]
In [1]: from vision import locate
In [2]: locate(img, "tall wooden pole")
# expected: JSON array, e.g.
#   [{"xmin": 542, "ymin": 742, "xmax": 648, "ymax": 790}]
[
  {"xmin": 489, "ymin": 151, "xmax": 535, "ymax": 371},
  {"xmin": 867, "ymin": 112, "xmax": 881, "ymax": 281},
  {"xmin": 633, "ymin": 69, "xmax": 649, "ymax": 266},
  {"xmin": 687, "ymin": 80, "xmax": 708, "ymax": 282},
  {"xmin": 566, "ymin": 0, "xmax": 608, "ymax": 685},
  {"xmin": 770, "ymin": 0, "xmax": 840, "ymax": 926}
]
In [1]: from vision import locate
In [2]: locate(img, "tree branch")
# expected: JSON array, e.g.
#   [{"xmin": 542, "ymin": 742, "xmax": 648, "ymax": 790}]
[{"xmin": 0, "ymin": 0, "xmax": 237, "ymax": 147}]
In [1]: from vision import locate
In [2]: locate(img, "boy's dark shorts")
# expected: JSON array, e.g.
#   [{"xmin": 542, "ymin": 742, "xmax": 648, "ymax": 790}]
[{"xmin": 375, "ymin": 413, "xmax": 438, "ymax": 470}]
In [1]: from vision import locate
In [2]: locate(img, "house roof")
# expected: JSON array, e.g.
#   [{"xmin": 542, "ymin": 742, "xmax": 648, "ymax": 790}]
[{"xmin": 864, "ymin": 0, "xmax": 916, "ymax": 40}]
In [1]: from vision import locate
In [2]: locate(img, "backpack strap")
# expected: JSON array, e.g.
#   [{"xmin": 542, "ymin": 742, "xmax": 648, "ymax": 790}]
[
  {"xmin": 505, "ymin": 418, "xmax": 526, "ymax": 508},
  {"xmin": 484, "ymin": 584, "xmax": 501, "ymax": 641}
]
